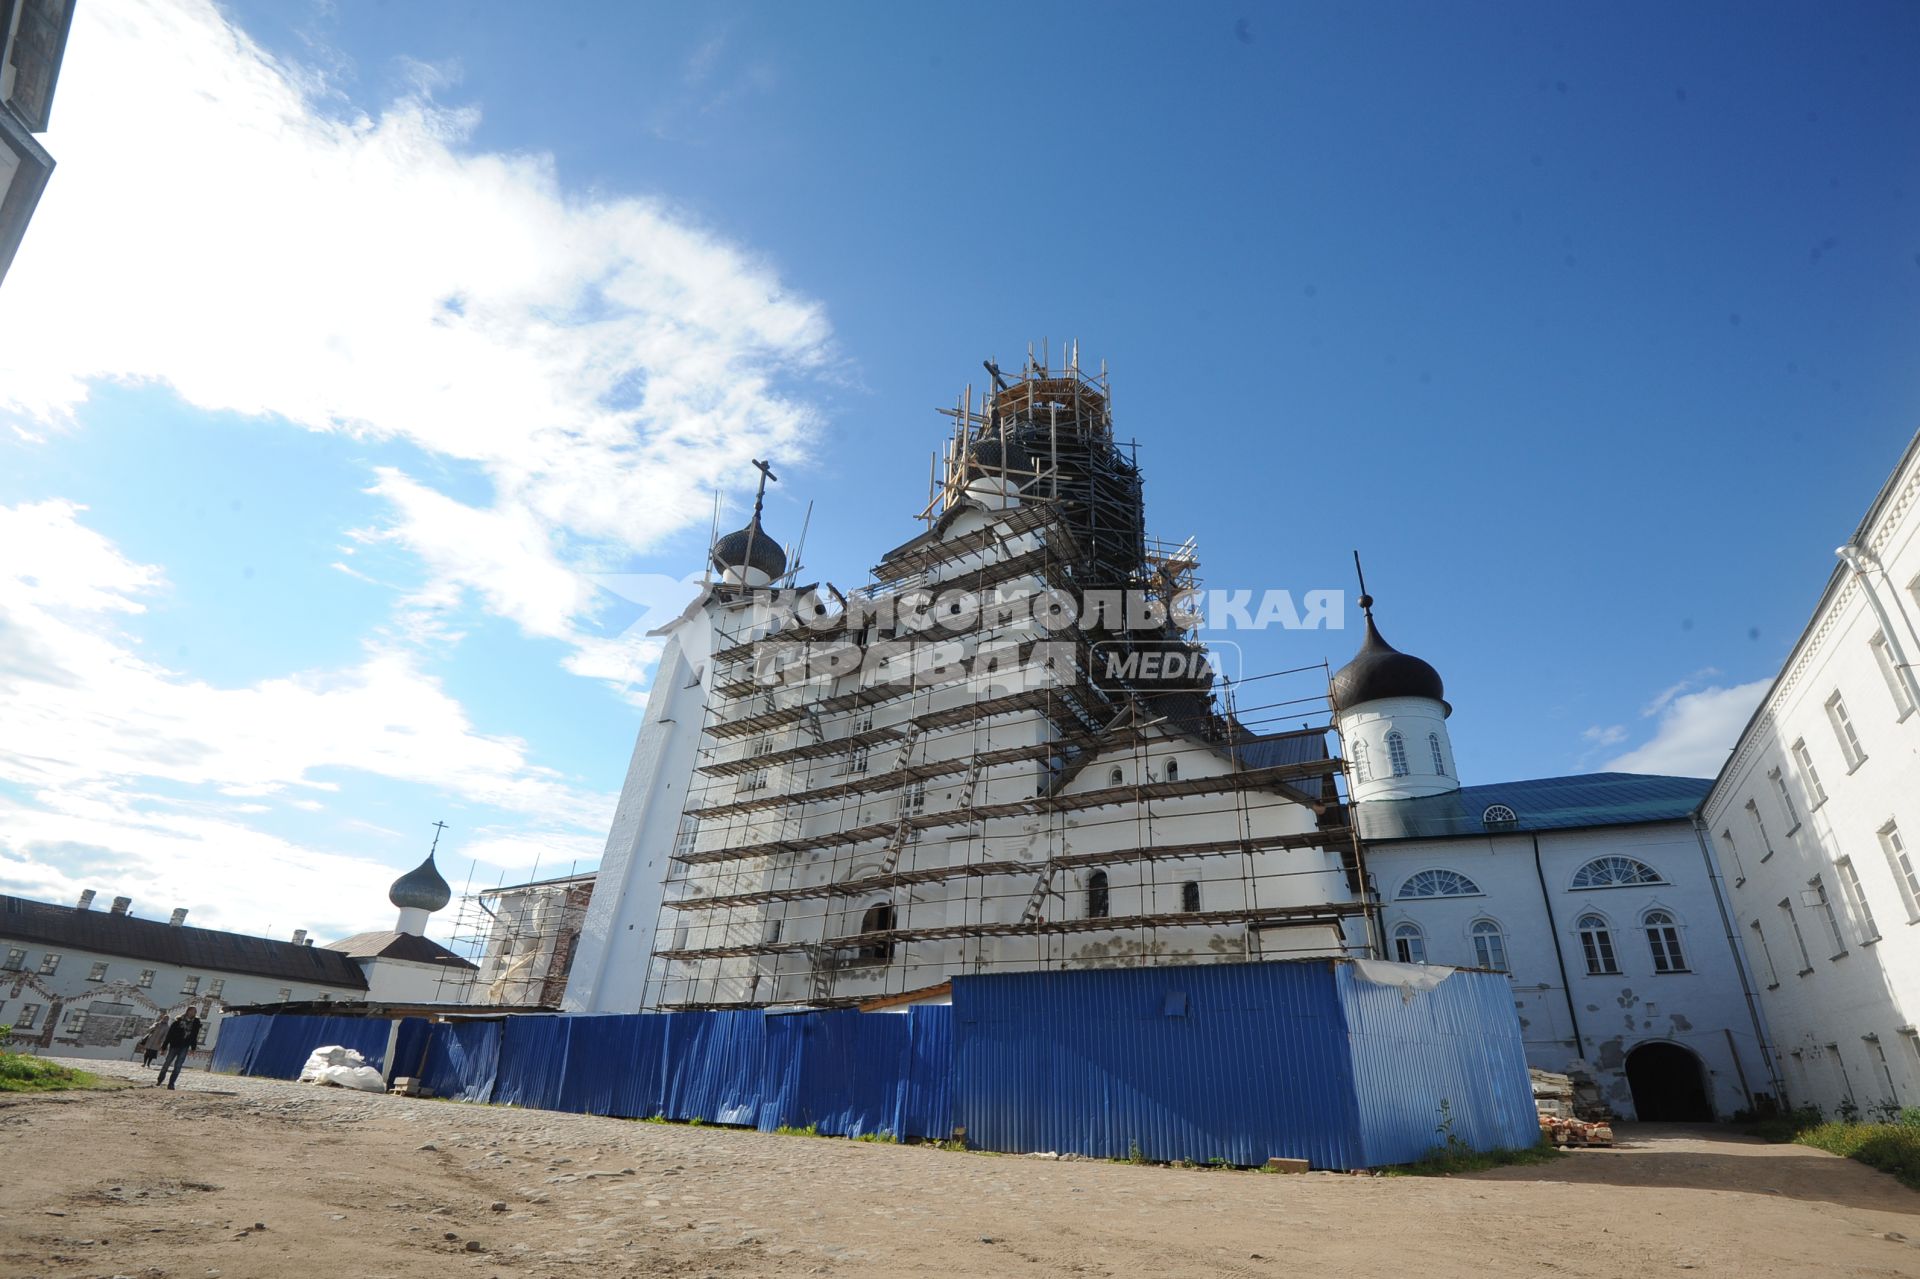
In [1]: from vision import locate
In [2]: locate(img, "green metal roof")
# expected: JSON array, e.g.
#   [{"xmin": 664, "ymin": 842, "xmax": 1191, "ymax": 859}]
[{"xmin": 1356, "ymin": 772, "xmax": 1711, "ymax": 842}]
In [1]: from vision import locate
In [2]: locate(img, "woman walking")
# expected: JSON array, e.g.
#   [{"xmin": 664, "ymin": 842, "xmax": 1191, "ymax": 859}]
[{"xmin": 136, "ymin": 1013, "xmax": 171, "ymax": 1068}]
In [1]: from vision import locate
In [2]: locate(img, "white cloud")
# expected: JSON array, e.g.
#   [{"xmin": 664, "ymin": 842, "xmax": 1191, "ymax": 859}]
[
  {"xmin": 1581, "ymin": 724, "xmax": 1627, "ymax": 748},
  {"xmin": 0, "ymin": 499, "xmax": 611, "ymax": 934},
  {"xmin": 0, "ymin": 0, "xmax": 833, "ymax": 681},
  {"xmin": 1605, "ymin": 679, "xmax": 1770, "ymax": 779}
]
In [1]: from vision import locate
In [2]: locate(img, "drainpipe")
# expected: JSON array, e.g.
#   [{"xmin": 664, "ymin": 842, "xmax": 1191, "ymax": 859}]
[
  {"xmin": 1530, "ymin": 834, "xmax": 1585, "ymax": 1061},
  {"xmin": 1691, "ymin": 814, "xmax": 1785, "ymax": 1107},
  {"xmin": 1837, "ymin": 544, "xmax": 1920, "ymax": 708}
]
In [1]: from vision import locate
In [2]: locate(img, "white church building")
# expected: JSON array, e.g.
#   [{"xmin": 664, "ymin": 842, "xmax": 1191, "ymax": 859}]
[{"xmin": 1332, "ymin": 596, "xmax": 1776, "ymax": 1120}]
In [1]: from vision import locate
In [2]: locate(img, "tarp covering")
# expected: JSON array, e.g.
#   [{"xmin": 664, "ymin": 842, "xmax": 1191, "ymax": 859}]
[
  {"xmin": 212, "ymin": 1014, "xmax": 394, "ymax": 1080},
  {"xmin": 210, "ymin": 961, "xmax": 1531, "ymax": 1167}
]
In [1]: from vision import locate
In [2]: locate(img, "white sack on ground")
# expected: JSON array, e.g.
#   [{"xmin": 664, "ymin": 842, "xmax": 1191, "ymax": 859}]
[{"xmin": 298, "ymin": 1045, "xmax": 386, "ymax": 1091}]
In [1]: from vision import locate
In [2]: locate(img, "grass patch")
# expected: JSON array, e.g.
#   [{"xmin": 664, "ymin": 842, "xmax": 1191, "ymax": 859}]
[
  {"xmin": 774, "ymin": 1123, "xmax": 821, "ymax": 1138},
  {"xmin": 1744, "ymin": 1108, "xmax": 1920, "ymax": 1191},
  {"xmin": 1385, "ymin": 1139, "xmax": 1564, "ymax": 1177},
  {"xmin": 852, "ymin": 1130, "xmax": 897, "ymax": 1143},
  {"xmin": 0, "ymin": 1050, "xmax": 119, "ymax": 1093}
]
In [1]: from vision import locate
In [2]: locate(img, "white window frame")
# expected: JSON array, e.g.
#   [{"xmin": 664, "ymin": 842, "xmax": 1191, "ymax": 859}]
[
  {"xmin": 1643, "ymin": 909, "xmax": 1689, "ymax": 973},
  {"xmin": 15, "ymin": 1003, "xmax": 39, "ymax": 1028},
  {"xmin": 37, "ymin": 953, "xmax": 59, "ymax": 975},
  {"xmin": 1869, "ymin": 632, "xmax": 1915, "ymax": 718},
  {"xmin": 1470, "ymin": 919, "xmax": 1509, "ymax": 973},
  {"xmin": 1806, "ymin": 876, "xmax": 1847, "ymax": 958},
  {"xmin": 86, "ymin": 961, "xmax": 107, "ymax": 982},
  {"xmin": 1718, "ymin": 828, "xmax": 1747, "ymax": 886},
  {"xmin": 1569, "ymin": 855, "xmax": 1667, "ymax": 890},
  {"xmin": 65, "ymin": 1007, "xmax": 87, "ymax": 1032},
  {"xmin": 1770, "ymin": 767, "xmax": 1800, "ymax": 834},
  {"xmin": 1351, "ymin": 739, "xmax": 1370, "ymax": 783},
  {"xmin": 1827, "ymin": 691, "xmax": 1867, "ymax": 770},
  {"xmin": 1748, "ymin": 919, "xmax": 1780, "ymax": 988},
  {"xmin": 1577, "ymin": 913, "xmax": 1620, "ymax": 975},
  {"xmin": 1792, "ymin": 739, "xmax": 1827, "ymax": 809},
  {"xmin": 136, "ymin": 969, "xmax": 154, "ymax": 988},
  {"xmin": 1386, "ymin": 730, "xmax": 1409, "ymax": 778},
  {"xmin": 1881, "ymin": 820, "xmax": 1919, "ymax": 922},
  {"xmin": 1745, "ymin": 799, "xmax": 1776, "ymax": 862},
  {"xmin": 276, "ymin": 987, "xmax": 292, "ymax": 1002},
  {"xmin": 902, "ymin": 780, "xmax": 927, "ymax": 815},
  {"xmin": 1779, "ymin": 898, "xmax": 1814, "ymax": 975},
  {"xmin": 847, "ymin": 712, "xmax": 874, "ymax": 774},
  {"xmin": 1391, "ymin": 921, "xmax": 1427, "ymax": 965},
  {"xmin": 1834, "ymin": 857, "xmax": 1880, "ymax": 945},
  {"xmin": 180, "ymin": 975, "xmax": 200, "ymax": 995},
  {"xmin": 1396, "ymin": 868, "xmax": 1483, "ymax": 900},
  {"xmin": 3, "ymin": 947, "xmax": 25, "ymax": 971},
  {"xmin": 208, "ymin": 978, "xmax": 225, "ymax": 998},
  {"xmin": 1428, "ymin": 732, "xmax": 1446, "ymax": 776}
]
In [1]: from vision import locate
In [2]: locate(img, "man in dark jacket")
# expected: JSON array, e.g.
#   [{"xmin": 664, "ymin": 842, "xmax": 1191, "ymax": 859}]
[{"xmin": 154, "ymin": 1008, "xmax": 201, "ymax": 1090}]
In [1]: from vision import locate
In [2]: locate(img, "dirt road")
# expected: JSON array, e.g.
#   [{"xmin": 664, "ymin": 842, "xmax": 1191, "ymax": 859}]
[{"xmin": 2, "ymin": 1058, "xmax": 1915, "ymax": 1278}]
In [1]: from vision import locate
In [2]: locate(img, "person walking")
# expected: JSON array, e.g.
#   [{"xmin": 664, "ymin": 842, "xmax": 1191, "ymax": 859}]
[
  {"xmin": 153, "ymin": 1008, "xmax": 201, "ymax": 1090},
  {"xmin": 136, "ymin": 1012, "xmax": 171, "ymax": 1067}
]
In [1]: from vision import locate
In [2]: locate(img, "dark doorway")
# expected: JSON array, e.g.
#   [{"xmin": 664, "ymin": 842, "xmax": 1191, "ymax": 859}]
[{"xmin": 1625, "ymin": 1041, "xmax": 1714, "ymax": 1121}]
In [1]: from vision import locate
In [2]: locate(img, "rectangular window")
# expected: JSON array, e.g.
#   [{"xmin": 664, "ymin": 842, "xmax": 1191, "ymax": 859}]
[
  {"xmin": 15, "ymin": 1003, "xmax": 38, "ymax": 1028},
  {"xmin": 903, "ymin": 780, "xmax": 927, "ymax": 814},
  {"xmin": 1579, "ymin": 925, "xmax": 1619, "ymax": 976},
  {"xmin": 1645, "ymin": 917, "xmax": 1688, "ymax": 973},
  {"xmin": 208, "ymin": 979, "xmax": 225, "ymax": 998},
  {"xmin": 1792, "ymin": 739, "xmax": 1827, "ymax": 808},
  {"xmin": 137, "ymin": 969, "xmax": 154, "ymax": 988},
  {"xmin": 65, "ymin": 1007, "xmax": 87, "ymax": 1032},
  {"xmin": 1827, "ymin": 692, "xmax": 1867, "ymax": 769},
  {"xmin": 673, "ymin": 816, "xmax": 700, "ymax": 859},
  {"xmin": 1779, "ymin": 899, "xmax": 1814, "ymax": 974},
  {"xmin": 276, "ymin": 988, "xmax": 292, "ymax": 1002},
  {"xmin": 1808, "ymin": 876, "xmax": 1847, "ymax": 958},
  {"xmin": 86, "ymin": 962, "xmax": 108, "ymax": 982},
  {"xmin": 1835, "ymin": 857, "xmax": 1880, "ymax": 944},
  {"xmin": 1883, "ymin": 820, "xmax": 1920, "ymax": 922},
  {"xmin": 1746, "ymin": 799, "xmax": 1776, "ymax": 861},
  {"xmin": 1748, "ymin": 920, "xmax": 1780, "ymax": 987},
  {"xmin": 1770, "ymin": 767, "xmax": 1800, "ymax": 833},
  {"xmin": 1718, "ymin": 829, "xmax": 1747, "ymax": 885},
  {"xmin": 3, "ymin": 947, "xmax": 25, "ymax": 970},
  {"xmin": 37, "ymin": 953, "xmax": 60, "ymax": 975},
  {"xmin": 848, "ymin": 713, "xmax": 874, "ymax": 774},
  {"xmin": 180, "ymin": 975, "xmax": 200, "ymax": 995},
  {"xmin": 1870, "ymin": 632, "xmax": 1916, "ymax": 717}
]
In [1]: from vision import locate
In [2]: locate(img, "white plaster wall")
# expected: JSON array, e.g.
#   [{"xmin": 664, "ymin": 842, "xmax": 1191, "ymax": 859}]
[
  {"xmin": 1702, "ymin": 438, "xmax": 1920, "ymax": 1116},
  {"xmin": 0, "ymin": 935, "xmax": 364, "ymax": 1061},
  {"xmin": 1369, "ymin": 821, "xmax": 1773, "ymax": 1119},
  {"xmin": 358, "ymin": 956, "xmax": 474, "ymax": 1004},
  {"xmin": 565, "ymin": 596, "xmax": 726, "ymax": 1013},
  {"xmin": 1336, "ymin": 697, "xmax": 1458, "ymax": 803}
]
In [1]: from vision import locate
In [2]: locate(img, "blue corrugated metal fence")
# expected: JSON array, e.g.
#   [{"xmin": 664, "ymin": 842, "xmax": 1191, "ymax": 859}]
[{"xmin": 211, "ymin": 960, "xmax": 1532, "ymax": 1167}]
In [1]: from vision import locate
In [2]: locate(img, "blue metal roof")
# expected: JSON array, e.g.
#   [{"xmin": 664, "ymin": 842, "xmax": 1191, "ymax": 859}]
[{"xmin": 1356, "ymin": 771, "xmax": 1712, "ymax": 842}]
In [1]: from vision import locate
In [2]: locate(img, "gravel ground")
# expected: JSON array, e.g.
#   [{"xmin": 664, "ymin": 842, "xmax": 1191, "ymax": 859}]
[{"xmin": 0, "ymin": 1056, "xmax": 1915, "ymax": 1278}]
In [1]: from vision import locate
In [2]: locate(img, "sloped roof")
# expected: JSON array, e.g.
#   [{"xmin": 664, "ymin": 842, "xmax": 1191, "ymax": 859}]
[
  {"xmin": 0, "ymin": 893, "xmax": 368, "ymax": 988},
  {"xmin": 322, "ymin": 930, "xmax": 477, "ymax": 970},
  {"xmin": 1356, "ymin": 772, "xmax": 1711, "ymax": 842}
]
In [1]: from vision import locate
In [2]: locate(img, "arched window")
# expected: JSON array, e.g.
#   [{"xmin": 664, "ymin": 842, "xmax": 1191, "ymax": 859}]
[
  {"xmin": 1482, "ymin": 804, "xmax": 1518, "ymax": 825},
  {"xmin": 1165, "ymin": 759, "xmax": 1179, "ymax": 782},
  {"xmin": 1429, "ymin": 733, "xmax": 1446, "ymax": 776},
  {"xmin": 1352, "ymin": 740, "xmax": 1371, "ymax": 782},
  {"xmin": 857, "ymin": 903, "xmax": 896, "ymax": 960},
  {"xmin": 1086, "ymin": 872, "xmax": 1110, "ymax": 919},
  {"xmin": 1570, "ymin": 856, "xmax": 1666, "ymax": 890},
  {"xmin": 1396, "ymin": 869, "xmax": 1482, "ymax": 900},
  {"xmin": 1471, "ymin": 919, "xmax": 1509, "ymax": 972},
  {"xmin": 1109, "ymin": 767, "xmax": 1124, "ymax": 787},
  {"xmin": 1181, "ymin": 881, "xmax": 1201, "ymax": 913},
  {"xmin": 1577, "ymin": 913, "xmax": 1619, "ymax": 975},
  {"xmin": 1386, "ymin": 730, "xmax": 1409, "ymax": 777},
  {"xmin": 1392, "ymin": 922, "xmax": 1427, "ymax": 965},
  {"xmin": 1644, "ymin": 909, "xmax": 1687, "ymax": 973}
]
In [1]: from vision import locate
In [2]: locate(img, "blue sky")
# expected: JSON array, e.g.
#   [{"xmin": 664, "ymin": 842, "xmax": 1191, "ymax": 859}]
[{"xmin": 0, "ymin": 1, "xmax": 1915, "ymax": 940}]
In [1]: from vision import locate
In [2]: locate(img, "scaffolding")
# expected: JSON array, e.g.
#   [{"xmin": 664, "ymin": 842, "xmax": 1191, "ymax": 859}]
[
  {"xmin": 646, "ymin": 348, "xmax": 1371, "ymax": 1010},
  {"xmin": 443, "ymin": 870, "xmax": 596, "ymax": 1008}
]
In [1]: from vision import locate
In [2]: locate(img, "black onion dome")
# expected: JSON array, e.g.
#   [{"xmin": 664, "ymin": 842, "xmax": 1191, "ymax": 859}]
[
  {"xmin": 389, "ymin": 854, "xmax": 452, "ymax": 912},
  {"xmin": 1330, "ymin": 605, "xmax": 1446, "ymax": 711},
  {"xmin": 968, "ymin": 432, "xmax": 1031, "ymax": 477},
  {"xmin": 711, "ymin": 515, "xmax": 788, "ymax": 580}
]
